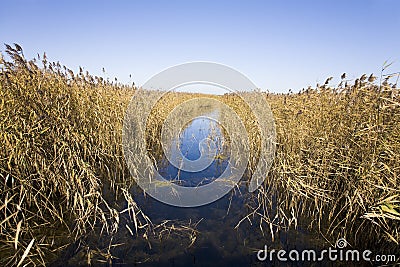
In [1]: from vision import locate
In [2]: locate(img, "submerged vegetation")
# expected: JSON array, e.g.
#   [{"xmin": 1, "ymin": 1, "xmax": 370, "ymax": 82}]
[{"xmin": 1, "ymin": 44, "xmax": 399, "ymax": 265}]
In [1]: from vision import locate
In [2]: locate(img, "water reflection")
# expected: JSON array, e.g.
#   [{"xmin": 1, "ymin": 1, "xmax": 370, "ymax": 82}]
[
  {"xmin": 123, "ymin": 106, "xmax": 329, "ymax": 267},
  {"xmin": 157, "ymin": 111, "xmax": 230, "ymax": 187}
]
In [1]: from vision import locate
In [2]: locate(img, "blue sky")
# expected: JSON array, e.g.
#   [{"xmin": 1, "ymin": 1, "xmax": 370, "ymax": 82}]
[{"xmin": 1, "ymin": 0, "xmax": 399, "ymax": 93}]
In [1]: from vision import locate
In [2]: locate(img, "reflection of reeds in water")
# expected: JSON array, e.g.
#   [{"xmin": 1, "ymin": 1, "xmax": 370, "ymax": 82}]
[{"xmin": 145, "ymin": 93, "xmax": 262, "ymax": 184}]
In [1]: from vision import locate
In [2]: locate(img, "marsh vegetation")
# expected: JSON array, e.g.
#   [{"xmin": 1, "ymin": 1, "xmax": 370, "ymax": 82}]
[{"xmin": 1, "ymin": 44, "xmax": 399, "ymax": 266}]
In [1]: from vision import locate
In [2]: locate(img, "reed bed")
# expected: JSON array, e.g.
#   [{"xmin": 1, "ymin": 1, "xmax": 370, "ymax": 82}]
[
  {"xmin": 0, "ymin": 44, "xmax": 188, "ymax": 266},
  {"xmin": 1, "ymin": 44, "xmax": 399, "ymax": 265},
  {"xmin": 244, "ymin": 72, "xmax": 400, "ymax": 253}
]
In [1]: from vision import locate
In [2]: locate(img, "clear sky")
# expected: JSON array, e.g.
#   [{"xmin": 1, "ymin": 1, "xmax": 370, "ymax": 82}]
[{"xmin": 1, "ymin": 0, "xmax": 399, "ymax": 93}]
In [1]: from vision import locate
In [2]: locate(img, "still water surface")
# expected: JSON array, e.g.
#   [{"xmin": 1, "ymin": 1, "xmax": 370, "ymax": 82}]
[
  {"xmin": 124, "ymin": 111, "xmax": 329, "ymax": 266},
  {"xmin": 56, "ymin": 109, "xmax": 330, "ymax": 266}
]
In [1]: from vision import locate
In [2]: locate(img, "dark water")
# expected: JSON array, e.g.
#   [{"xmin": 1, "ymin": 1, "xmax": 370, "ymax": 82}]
[
  {"xmin": 118, "ymin": 113, "xmax": 333, "ymax": 267},
  {"xmin": 55, "ymin": 111, "xmax": 337, "ymax": 266}
]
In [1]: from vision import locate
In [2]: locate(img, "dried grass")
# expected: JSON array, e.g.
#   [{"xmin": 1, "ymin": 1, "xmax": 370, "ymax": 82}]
[{"xmin": 1, "ymin": 43, "xmax": 399, "ymax": 265}]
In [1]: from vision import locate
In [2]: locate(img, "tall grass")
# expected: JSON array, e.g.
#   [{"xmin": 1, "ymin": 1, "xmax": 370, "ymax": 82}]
[
  {"xmin": 243, "ymin": 72, "xmax": 400, "ymax": 252},
  {"xmin": 1, "ymin": 43, "xmax": 399, "ymax": 265},
  {"xmin": 0, "ymin": 44, "xmax": 154, "ymax": 266}
]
